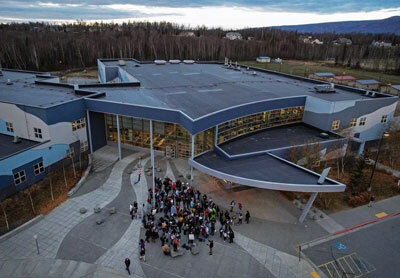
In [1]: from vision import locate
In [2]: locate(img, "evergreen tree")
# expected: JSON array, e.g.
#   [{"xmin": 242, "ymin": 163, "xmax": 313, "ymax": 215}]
[{"xmin": 347, "ymin": 155, "xmax": 368, "ymax": 194}]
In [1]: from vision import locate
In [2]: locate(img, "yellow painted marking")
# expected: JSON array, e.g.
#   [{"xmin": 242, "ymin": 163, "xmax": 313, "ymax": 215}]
[
  {"xmin": 310, "ymin": 271, "xmax": 320, "ymax": 278},
  {"xmin": 331, "ymin": 262, "xmax": 343, "ymax": 278},
  {"xmin": 324, "ymin": 265, "xmax": 333, "ymax": 278},
  {"xmin": 349, "ymin": 256, "xmax": 362, "ymax": 276},
  {"xmin": 344, "ymin": 257, "xmax": 355, "ymax": 276},
  {"xmin": 375, "ymin": 212, "xmax": 388, "ymax": 218}
]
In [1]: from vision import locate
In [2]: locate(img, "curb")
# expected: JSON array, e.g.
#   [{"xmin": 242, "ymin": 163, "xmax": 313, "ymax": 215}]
[
  {"xmin": 301, "ymin": 211, "xmax": 400, "ymax": 251},
  {"xmin": 68, "ymin": 155, "xmax": 92, "ymax": 197},
  {"xmin": 333, "ymin": 211, "xmax": 400, "ymax": 235},
  {"xmin": 0, "ymin": 214, "xmax": 44, "ymax": 243}
]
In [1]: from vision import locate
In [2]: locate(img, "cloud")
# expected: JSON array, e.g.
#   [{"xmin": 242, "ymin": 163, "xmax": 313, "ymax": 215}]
[
  {"xmin": 1, "ymin": 0, "xmax": 400, "ymax": 14},
  {"xmin": 0, "ymin": 1, "xmax": 180, "ymax": 21},
  {"xmin": 0, "ymin": 0, "xmax": 398, "ymax": 26}
]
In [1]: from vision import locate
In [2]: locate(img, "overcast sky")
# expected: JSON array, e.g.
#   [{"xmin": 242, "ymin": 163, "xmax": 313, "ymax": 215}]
[{"xmin": 0, "ymin": 0, "xmax": 399, "ymax": 28}]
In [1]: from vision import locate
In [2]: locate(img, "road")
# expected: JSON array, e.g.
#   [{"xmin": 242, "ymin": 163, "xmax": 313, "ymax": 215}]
[{"xmin": 303, "ymin": 215, "xmax": 400, "ymax": 277}]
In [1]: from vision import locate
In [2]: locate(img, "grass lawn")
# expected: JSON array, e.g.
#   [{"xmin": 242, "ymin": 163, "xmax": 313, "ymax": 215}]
[{"xmin": 241, "ymin": 60, "xmax": 400, "ymax": 86}]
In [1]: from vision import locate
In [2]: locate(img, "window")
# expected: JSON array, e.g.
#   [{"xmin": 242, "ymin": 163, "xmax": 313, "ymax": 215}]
[
  {"xmin": 350, "ymin": 118, "xmax": 357, "ymax": 128},
  {"xmin": 34, "ymin": 127, "xmax": 42, "ymax": 139},
  {"xmin": 72, "ymin": 118, "xmax": 86, "ymax": 131},
  {"xmin": 33, "ymin": 162, "xmax": 44, "ymax": 175},
  {"xmin": 80, "ymin": 141, "xmax": 88, "ymax": 152},
  {"xmin": 13, "ymin": 170, "xmax": 26, "ymax": 185},
  {"xmin": 66, "ymin": 147, "xmax": 75, "ymax": 158},
  {"xmin": 6, "ymin": 122, "xmax": 13, "ymax": 132},
  {"xmin": 331, "ymin": 120, "xmax": 340, "ymax": 130},
  {"xmin": 359, "ymin": 117, "xmax": 367, "ymax": 126},
  {"xmin": 381, "ymin": 115, "xmax": 388, "ymax": 123}
]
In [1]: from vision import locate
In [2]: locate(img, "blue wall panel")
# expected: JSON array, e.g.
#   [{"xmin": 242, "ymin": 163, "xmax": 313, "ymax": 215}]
[
  {"xmin": 0, "ymin": 118, "xmax": 14, "ymax": 136},
  {"xmin": 0, "ymin": 144, "xmax": 69, "ymax": 176},
  {"xmin": 89, "ymin": 111, "xmax": 107, "ymax": 152}
]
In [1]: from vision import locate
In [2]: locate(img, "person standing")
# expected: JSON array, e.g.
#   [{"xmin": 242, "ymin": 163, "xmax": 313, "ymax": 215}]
[
  {"xmin": 245, "ymin": 210, "xmax": 250, "ymax": 224},
  {"xmin": 230, "ymin": 200, "xmax": 235, "ymax": 212},
  {"xmin": 238, "ymin": 213, "xmax": 243, "ymax": 225},
  {"xmin": 368, "ymin": 195, "xmax": 375, "ymax": 207},
  {"xmin": 124, "ymin": 258, "xmax": 131, "ymax": 275},
  {"xmin": 208, "ymin": 239, "xmax": 214, "ymax": 255}
]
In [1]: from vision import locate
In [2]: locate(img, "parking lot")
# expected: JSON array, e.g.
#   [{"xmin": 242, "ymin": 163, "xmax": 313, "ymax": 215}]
[{"xmin": 303, "ymin": 215, "xmax": 400, "ymax": 278}]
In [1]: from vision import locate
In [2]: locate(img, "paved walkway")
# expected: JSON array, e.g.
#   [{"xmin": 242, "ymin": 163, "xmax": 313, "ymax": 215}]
[
  {"xmin": 0, "ymin": 152, "xmax": 140, "ymax": 277},
  {"xmin": 234, "ymin": 231, "xmax": 316, "ymax": 278},
  {"xmin": 94, "ymin": 158, "xmax": 152, "ymax": 277},
  {"xmin": 0, "ymin": 259, "xmax": 131, "ymax": 278}
]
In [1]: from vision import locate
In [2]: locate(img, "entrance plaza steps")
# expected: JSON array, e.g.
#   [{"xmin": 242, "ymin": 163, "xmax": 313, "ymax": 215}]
[
  {"xmin": 0, "ymin": 259, "xmax": 136, "ymax": 278},
  {"xmin": 92, "ymin": 145, "xmax": 119, "ymax": 172}
]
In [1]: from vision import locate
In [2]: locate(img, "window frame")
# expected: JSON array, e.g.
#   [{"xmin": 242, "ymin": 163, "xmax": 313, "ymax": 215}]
[
  {"xmin": 6, "ymin": 122, "xmax": 14, "ymax": 133},
  {"xmin": 350, "ymin": 118, "xmax": 357, "ymax": 128},
  {"xmin": 72, "ymin": 118, "xmax": 86, "ymax": 131},
  {"xmin": 34, "ymin": 127, "xmax": 43, "ymax": 139},
  {"xmin": 381, "ymin": 115, "xmax": 388, "ymax": 123},
  {"xmin": 331, "ymin": 120, "xmax": 340, "ymax": 130},
  {"xmin": 33, "ymin": 161, "xmax": 44, "ymax": 176},
  {"xmin": 359, "ymin": 117, "xmax": 367, "ymax": 126},
  {"xmin": 66, "ymin": 147, "xmax": 75, "ymax": 158},
  {"xmin": 13, "ymin": 170, "xmax": 26, "ymax": 185},
  {"xmin": 80, "ymin": 141, "xmax": 88, "ymax": 152}
]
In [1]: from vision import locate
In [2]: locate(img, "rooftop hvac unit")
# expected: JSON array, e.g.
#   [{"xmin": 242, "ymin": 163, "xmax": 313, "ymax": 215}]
[
  {"xmin": 169, "ymin": 59, "xmax": 181, "ymax": 64},
  {"xmin": 118, "ymin": 60, "xmax": 126, "ymax": 66},
  {"xmin": 154, "ymin": 60, "xmax": 167, "ymax": 65},
  {"xmin": 183, "ymin": 60, "xmax": 195, "ymax": 64},
  {"xmin": 224, "ymin": 57, "xmax": 229, "ymax": 66},
  {"xmin": 314, "ymin": 84, "xmax": 335, "ymax": 93},
  {"xmin": 6, "ymin": 79, "xmax": 13, "ymax": 85}
]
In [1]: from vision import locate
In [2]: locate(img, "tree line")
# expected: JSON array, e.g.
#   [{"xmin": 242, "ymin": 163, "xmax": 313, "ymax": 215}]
[{"xmin": 0, "ymin": 21, "xmax": 399, "ymax": 72}]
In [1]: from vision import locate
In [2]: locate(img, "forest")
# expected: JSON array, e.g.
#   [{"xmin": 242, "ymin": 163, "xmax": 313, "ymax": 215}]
[{"xmin": 0, "ymin": 21, "xmax": 399, "ymax": 72}]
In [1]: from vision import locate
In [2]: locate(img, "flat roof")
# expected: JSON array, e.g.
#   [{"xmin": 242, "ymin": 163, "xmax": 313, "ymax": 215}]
[
  {"xmin": 0, "ymin": 134, "xmax": 41, "ymax": 160},
  {"xmin": 87, "ymin": 60, "xmax": 374, "ymax": 120},
  {"xmin": 357, "ymin": 79, "xmax": 380, "ymax": 85},
  {"xmin": 194, "ymin": 150, "xmax": 336, "ymax": 186},
  {"xmin": 0, "ymin": 70, "xmax": 80, "ymax": 107},
  {"xmin": 220, "ymin": 123, "xmax": 341, "ymax": 156}
]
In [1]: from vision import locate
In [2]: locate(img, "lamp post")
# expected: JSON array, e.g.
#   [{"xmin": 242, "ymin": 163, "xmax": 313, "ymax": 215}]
[
  {"xmin": 367, "ymin": 131, "xmax": 390, "ymax": 192},
  {"xmin": 34, "ymin": 234, "xmax": 40, "ymax": 254}
]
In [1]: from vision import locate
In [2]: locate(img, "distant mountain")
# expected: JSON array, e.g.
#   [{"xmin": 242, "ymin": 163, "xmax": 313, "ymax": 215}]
[{"xmin": 272, "ymin": 16, "xmax": 400, "ymax": 35}]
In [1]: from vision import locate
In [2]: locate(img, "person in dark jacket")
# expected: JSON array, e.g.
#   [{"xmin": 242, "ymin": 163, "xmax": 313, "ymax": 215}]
[
  {"xmin": 245, "ymin": 211, "xmax": 250, "ymax": 224},
  {"xmin": 208, "ymin": 239, "xmax": 214, "ymax": 255},
  {"xmin": 124, "ymin": 258, "xmax": 131, "ymax": 275}
]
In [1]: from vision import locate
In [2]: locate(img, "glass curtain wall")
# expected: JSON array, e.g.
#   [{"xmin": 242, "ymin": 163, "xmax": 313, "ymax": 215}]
[
  {"xmin": 217, "ymin": 106, "xmax": 304, "ymax": 143},
  {"xmin": 105, "ymin": 114, "xmax": 214, "ymax": 158}
]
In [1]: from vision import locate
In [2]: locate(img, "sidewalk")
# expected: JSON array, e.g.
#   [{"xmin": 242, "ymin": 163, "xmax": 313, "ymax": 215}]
[{"xmin": 328, "ymin": 195, "xmax": 400, "ymax": 230}]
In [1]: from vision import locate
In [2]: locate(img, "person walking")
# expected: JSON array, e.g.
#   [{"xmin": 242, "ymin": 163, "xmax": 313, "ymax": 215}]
[
  {"xmin": 368, "ymin": 195, "xmax": 375, "ymax": 207},
  {"xmin": 124, "ymin": 258, "xmax": 131, "ymax": 275},
  {"xmin": 238, "ymin": 213, "xmax": 243, "ymax": 225},
  {"xmin": 245, "ymin": 210, "xmax": 250, "ymax": 224},
  {"xmin": 230, "ymin": 200, "xmax": 235, "ymax": 212},
  {"xmin": 208, "ymin": 239, "xmax": 214, "ymax": 255}
]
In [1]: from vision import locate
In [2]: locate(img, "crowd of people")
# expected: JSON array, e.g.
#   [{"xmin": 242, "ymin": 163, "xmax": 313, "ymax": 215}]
[{"xmin": 125, "ymin": 176, "xmax": 251, "ymax": 273}]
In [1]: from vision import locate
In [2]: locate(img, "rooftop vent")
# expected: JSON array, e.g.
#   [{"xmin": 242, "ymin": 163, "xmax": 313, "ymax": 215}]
[
  {"xmin": 13, "ymin": 135, "xmax": 21, "ymax": 144},
  {"xmin": 183, "ymin": 60, "xmax": 195, "ymax": 64},
  {"xmin": 314, "ymin": 84, "xmax": 335, "ymax": 93},
  {"xmin": 319, "ymin": 132, "xmax": 329, "ymax": 139},
  {"xmin": 169, "ymin": 59, "xmax": 181, "ymax": 64},
  {"xmin": 154, "ymin": 60, "xmax": 167, "ymax": 65},
  {"xmin": 252, "ymin": 71, "xmax": 257, "ymax": 76},
  {"xmin": 364, "ymin": 91, "xmax": 376, "ymax": 97},
  {"xmin": 118, "ymin": 60, "xmax": 126, "ymax": 66},
  {"xmin": 6, "ymin": 79, "xmax": 13, "ymax": 85}
]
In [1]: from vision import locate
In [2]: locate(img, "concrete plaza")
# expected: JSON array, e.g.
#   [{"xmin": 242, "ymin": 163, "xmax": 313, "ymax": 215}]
[{"xmin": 0, "ymin": 146, "xmax": 399, "ymax": 277}]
